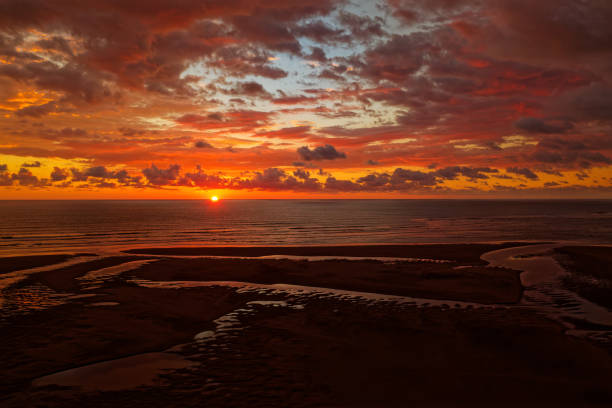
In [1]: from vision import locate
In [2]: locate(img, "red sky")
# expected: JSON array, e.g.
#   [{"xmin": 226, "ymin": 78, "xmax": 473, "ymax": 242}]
[{"xmin": 1, "ymin": 0, "xmax": 611, "ymax": 198}]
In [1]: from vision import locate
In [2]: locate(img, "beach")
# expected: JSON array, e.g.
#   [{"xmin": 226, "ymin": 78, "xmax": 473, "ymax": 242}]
[
  {"xmin": 1, "ymin": 243, "xmax": 612, "ymax": 407},
  {"xmin": 3, "ymin": 0, "xmax": 612, "ymax": 403}
]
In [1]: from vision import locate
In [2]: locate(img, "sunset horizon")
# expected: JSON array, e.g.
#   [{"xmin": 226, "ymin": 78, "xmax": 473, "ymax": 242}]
[
  {"xmin": 2, "ymin": 2, "xmax": 612, "ymax": 407},
  {"xmin": 2, "ymin": 0, "xmax": 611, "ymax": 199}
]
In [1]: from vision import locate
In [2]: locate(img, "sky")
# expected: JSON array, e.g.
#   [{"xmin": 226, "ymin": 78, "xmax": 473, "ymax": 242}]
[{"xmin": 0, "ymin": 0, "xmax": 611, "ymax": 199}]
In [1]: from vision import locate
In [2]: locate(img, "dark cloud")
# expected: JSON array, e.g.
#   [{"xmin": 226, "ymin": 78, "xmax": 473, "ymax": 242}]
[
  {"xmin": 208, "ymin": 45, "xmax": 288, "ymax": 79},
  {"xmin": 0, "ymin": 61, "xmax": 116, "ymax": 108},
  {"xmin": 434, "ymin": 166, "xmax": 498, "ymax": 180},
  {"xmin": 294, "ymin": 21, "xmax": 346, "ymax": 43},
  {"xmin": 514, "ymin": 117, "xmax": 573, "ymax": 134},
  {"xmin": 532, "ymin": 150, "xmax": 565, "ymax": 164},
  {"xmin": 391, "ymin": 168, "xmax": 437, "ymax": 187},
  {"xmin": 292, "ymin": 161, "xmax": 318, "ymax": 169},
  {"xmin": 0, "ymin": 176, "xmax": 11, "ymax": 186},
  {"xmin": 338, "ymin": 12, "xmax": 385, "ymax": 40},
  {"xmin": 11, "ymin": 167, "xmax": 48, "ymax": 186},
  {"xmin": 230, "ymin": 15, "xmax": 301, "ymax": 54},
  {"xmin": 324, "ymin": 177, "xmax": 361, "ymax": 191},
  {"xmin": 272, "ymin": 95, "xmax": 319, "ymax": 105},
  {"xmin": 356, "ymin": 168, "xmax": 442, "ymax": 190},
  {"xmin": 71, "ymin": 166, "xmax": 129, "ymax": 182},
  {"xmin": 176, "ymin": 110, "xmax": 271, "ymax": 131},
  {"xmin": 231, "ymin": 167, "xmax": 322, "ymax": 191},
  {"xmin": 580, "ymin": 151, "xmax": 612, "ymax": 165},
  {"xmin": 538, "ymin": 137, "xmax": 586, "ymax": 151},
  {"xmin": 0, "ymin": 164, "xmax": 11, "ymax": 186},
  {"xmin": 356, "ymin": 173, "xmax": 390, "ymax": 189},
  {"xmin": 177, "ymin": 165, "xmax": 225, "ymax": 189},
  {"xmin": 356, "ymin": 33, "xmax": 433, "ymax": 83},
  {"xmin": 506, "ymin": 167, "xmax": 539, "ymax": 180},
  {"xmin": 142, "ymin": 164, "xmax": 181, "ymax": 186},
  {"xmin": 561, "ymin": 84, "xmax": 612, "ymax": 122},
  {"xmin": 229, "ymin": 81, "xmax": 271, "ymax": 98},
  {"xmin": 576, "ymin": 172, "xmax": 589, "ymax": 180},
  {"xmin": 59, "ymin": 128, "xmax": 88, "ymax": 138},
  {"xmin": 297, "ymin": 144, "xmax": 347, "ymax": 161},
  {"xmin": 50, "ymin": 167, "xmax": 69, "ymax": 182},
  {"xmin": 118, "ymin": 127, "xmax": 146, "ymax": 137},
  {"xmin": 21, "ymin": 161, "xmax": 41, "ymax": 167},
  {"xmin": 531, "ymin": 135, "xmax": 612, "ymax": 168},
  {"xmin": 293, "ymin": 168, "xmax": 311, "ymax": 180},
  {"xmin": 195, "ymin": 140, "xmax": 213, "ymax": 149},
  {"xmin": 540, "ymin": 168, "xmax": 563, "ymax": 177},
  {"xmin": 306, "ymin": 47, "xmax": 327, "ymax": 62},
  {"xmin": 14, "ymin": 101, "xmax": 65, "ymax": 117},
  {"xmin": 318, "ymin": 69, "xmax": 345, "ymax": 81}
]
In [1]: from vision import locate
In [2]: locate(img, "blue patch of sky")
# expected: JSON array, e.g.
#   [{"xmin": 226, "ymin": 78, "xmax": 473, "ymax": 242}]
[{"xmin": 177, "ymin": 0, "xmax": 414, "ymax": 127}]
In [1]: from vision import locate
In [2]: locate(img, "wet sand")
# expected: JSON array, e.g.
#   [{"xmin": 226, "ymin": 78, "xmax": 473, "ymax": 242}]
[
  {"xmin": 555, "ymin": 246, "xmax": 612, "ymax": 309},
  {"xmin": 127, "ymin": 257, "xmax": 522, "ymax": 304},
  {"xmin": 1, "ymin": 244, "xmax": 612, "ymax": 407},
  {"xmin": 0, "ymin": 254, "xmax": 92, "ymax": 275},
  {"xmin": 124, "ymin": 243, "xmax": 524, "ymax": 263}
]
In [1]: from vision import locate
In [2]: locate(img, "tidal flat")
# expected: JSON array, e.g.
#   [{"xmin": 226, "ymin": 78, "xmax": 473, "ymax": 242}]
[{"xmin": 1, "ymin": 244, "xmax": 611, "ymax": 407}]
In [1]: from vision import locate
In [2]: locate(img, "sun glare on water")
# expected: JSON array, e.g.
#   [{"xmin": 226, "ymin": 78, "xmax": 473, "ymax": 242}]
[{"xmin": 210, "ymin": 196, "xmax": 219, "ymax": 202}]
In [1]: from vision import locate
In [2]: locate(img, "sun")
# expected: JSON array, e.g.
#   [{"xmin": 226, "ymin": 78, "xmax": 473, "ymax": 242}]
[{"xmin": 210, "ymin": 196, "xmax": 219, "ymax": 202}]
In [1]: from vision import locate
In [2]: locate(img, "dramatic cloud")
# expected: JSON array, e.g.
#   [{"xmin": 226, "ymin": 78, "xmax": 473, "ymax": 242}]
[
  {"xmin": 0, "ymin": 0, "xmax": 610, "ymax": 197},
  {"xmin": 515, "ymin": 117, "xmax": 573, "ymax": 134},
  {"xmin": 506, "ymin": 167, "xmax": 539, "ymax": 180},
  {"xmin": 50, "ymin": 167, "xmax": 70, "ymax": 182},
  {"xmin": 434, "ymin": 166, "xmax": 498, "ymax": 180},
  {"xmin": 71, "ymin": 166, "xmax": 129, "ymax": 183},
  {"xmin": 0, "ymin": 164, "xmax": 11, "ymax": 186},
  {"xmin": 11, "ymin": 168, "xmax": 48, "ymax": 187},
  {"xmin": 142, "ymin": 164, "xmax": 181, "ymax": 186},
  {"xmin": 194, "ymin": 141, "xmax": 213, "ymax": 149},
  {"xmin": 297, "ymin": 145, "xmax": 347, "ymax": 161}
]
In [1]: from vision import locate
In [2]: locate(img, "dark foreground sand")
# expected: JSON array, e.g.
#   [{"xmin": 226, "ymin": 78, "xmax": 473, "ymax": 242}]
[
  {"xmin": 0, "ymin": 253, "xmax": 93, "ymax": 275},
  {"xmin": 1, "ymin": 244, "xmax": 612, "ymax": 407}
]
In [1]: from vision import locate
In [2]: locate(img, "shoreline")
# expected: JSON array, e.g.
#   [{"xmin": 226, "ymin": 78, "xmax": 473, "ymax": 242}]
[
  {"xmin": 122, "ymin": 242, "xmax": 533, "ymax": 262},
  {"xmin": 1, "ymin": 240, "xmax": 553, "ymax": 258},
  {"xmin": 1, "ymin": 242, "xmax": 536, "ymax": 266},
  {"xmin": 0, "ymin": 254, "xmax": 94, "ymax": 275}
]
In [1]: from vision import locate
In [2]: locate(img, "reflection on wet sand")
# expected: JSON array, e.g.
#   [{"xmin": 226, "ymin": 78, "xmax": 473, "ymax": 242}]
[
  {"xmin": 131, "ymin": 278, "xmax": 495, "ymax": 310},
  {"xmin": 33, "ymin": 352, "xmax": 195, "ymax": 391},
  {"xmin": 1, "ymin": 243, "xmax": 612, "ymax": 407},
  {"xmin": 483, "ymin": 244, "xmax": 612, "ymax": 336},
  {"xmin": 78, "ymin": 259, "xmax": 157, "ymax": 285}
]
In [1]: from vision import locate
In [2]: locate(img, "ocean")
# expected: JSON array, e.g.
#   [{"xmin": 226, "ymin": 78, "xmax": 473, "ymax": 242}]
[{"xmin": 1, "ymin": 199, "xmax": 611, "ymax": 256}]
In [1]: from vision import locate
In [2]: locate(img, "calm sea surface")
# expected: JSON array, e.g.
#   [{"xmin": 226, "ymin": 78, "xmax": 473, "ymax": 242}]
[{"xmin": 0, "ymin": 200, "xmax": 611, "ymax": 256}]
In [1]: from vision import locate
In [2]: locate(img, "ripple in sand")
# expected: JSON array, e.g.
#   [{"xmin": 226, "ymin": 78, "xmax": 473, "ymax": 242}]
[
  {"xmin": 77, "ymin": 259, "xmax": 157, "ymax": 286},
  {"xmin": 482, "ymin": 244, "xmax": 612, "ymax": 328}
]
